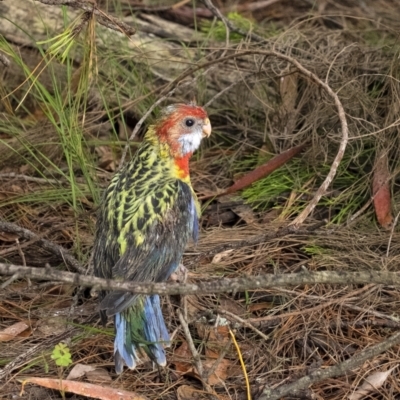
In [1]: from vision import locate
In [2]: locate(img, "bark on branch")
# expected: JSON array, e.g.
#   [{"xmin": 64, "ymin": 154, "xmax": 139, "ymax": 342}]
[
  {"xmin": 1, "ymin": 262, "xmax": 399, "ymax": 295},
  {"xmin": 259, "ymin": 330, "xmax": 400, "ymax": 400}
]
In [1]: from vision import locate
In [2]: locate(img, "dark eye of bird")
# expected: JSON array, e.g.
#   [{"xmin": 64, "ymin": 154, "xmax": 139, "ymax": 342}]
[{"xmin": 185, "ymin": 118, "xmax": 195, "ymax": 127}]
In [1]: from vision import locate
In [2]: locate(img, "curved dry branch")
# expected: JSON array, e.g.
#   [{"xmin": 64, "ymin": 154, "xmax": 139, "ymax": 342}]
[
  {"xmin": 192, "ymin": 1, "xmax": 350, "ymax": 228},
  {"xmin": 270, "ymin": 50, "xmax": 349, "ymax": 228}
]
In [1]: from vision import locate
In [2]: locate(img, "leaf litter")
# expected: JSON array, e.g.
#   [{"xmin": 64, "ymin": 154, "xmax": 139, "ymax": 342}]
[{"xmin": 2, "ymin": 0, "xmax": 400, "ymax": 399}]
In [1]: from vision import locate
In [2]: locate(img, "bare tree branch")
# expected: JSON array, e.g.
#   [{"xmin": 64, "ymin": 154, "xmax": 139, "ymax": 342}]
[
  {"xmin": 258, "ymin": 330, "xmax": 400, "ymax": 400},
  {"xmin": 1, "ymin": 262, "xmax": 400, "ymax": 295}
]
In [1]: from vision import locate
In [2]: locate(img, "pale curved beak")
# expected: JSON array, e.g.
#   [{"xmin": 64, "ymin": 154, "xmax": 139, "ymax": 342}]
[{"xmin": 202, "ymin": 118, "xmax": 212, "ymax": 138}]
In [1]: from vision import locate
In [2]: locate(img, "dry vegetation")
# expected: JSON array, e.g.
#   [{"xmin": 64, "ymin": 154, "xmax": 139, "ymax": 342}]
[{"xmin": 1, "ymin": 0, "xmax": 400, "ymax": 399}]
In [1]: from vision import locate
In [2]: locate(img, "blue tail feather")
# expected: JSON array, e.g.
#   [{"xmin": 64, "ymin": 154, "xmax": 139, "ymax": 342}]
[
  {"xmin": 114, "ymin": 313, "xmax": 139, "ymax": 373},
  {"xmin": 143, "ymin": 295, "xmax": 170, "ymax": 366},
  {"xmin": 151, "ymin": 295, "xmax": 170, "ymax": 346},
  {"xmin": 113, "ymin": 295, "xmax": 170, "ymax": 373}
]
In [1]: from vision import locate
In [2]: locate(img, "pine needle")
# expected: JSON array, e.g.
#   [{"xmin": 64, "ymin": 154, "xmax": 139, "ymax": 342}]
[{"xmin": 229, "ymin": 328, "xmax": 251, "ymax": 400}]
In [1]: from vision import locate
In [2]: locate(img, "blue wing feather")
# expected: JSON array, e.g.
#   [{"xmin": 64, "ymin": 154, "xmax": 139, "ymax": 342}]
[{"xmin": 190, "ymin": 196, "xmax": 199, "ymax": 243}]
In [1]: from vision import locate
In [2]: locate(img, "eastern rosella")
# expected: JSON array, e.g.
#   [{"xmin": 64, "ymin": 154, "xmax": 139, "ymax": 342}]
[{"xmin": 93, "ymin": 103, "xmax": 211, "ymax": 373}]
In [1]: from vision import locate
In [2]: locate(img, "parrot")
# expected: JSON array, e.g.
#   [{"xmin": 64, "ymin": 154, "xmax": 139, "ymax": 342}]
[{"xmin": 92, "ymin": 103, "xmax": 211, "ymax": 373}]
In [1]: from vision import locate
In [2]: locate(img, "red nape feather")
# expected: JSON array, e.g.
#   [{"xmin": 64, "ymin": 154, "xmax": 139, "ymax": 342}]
[{"xmin": 174, "ymin": 153, "xmax": 192, "ymax": 179}]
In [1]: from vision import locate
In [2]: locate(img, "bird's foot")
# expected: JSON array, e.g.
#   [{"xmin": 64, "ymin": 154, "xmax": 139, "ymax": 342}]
[{"xmin": 169, "ymin": 263, "xmax": 188, "ymax": 282}]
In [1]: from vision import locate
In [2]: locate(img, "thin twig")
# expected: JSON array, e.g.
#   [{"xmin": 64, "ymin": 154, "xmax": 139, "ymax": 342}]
[
  {"xmin": 206, "ymin": 339, "xmax": 231, "ymax": 379},
  {"xmin": 177, "ymin": 309, "xmax": 204, "ymax": 376},
  {"xmin": 258, "ymin": 330, "xmax": 400, "ymax": 400},
  {"xmin": 34, "ymin": 0, "xmax": 135, "ymax": 36},
  {"xmin": 202, "ymin": 0, "xmax": 230, "ymax": 53},
  {"xmin": 15, "ymin": 239, "xmax": 26, "ymax": 268},
  {"xmin": 15, "ymin": 238, "xmax": 30, "ymax": 286},
  {"xmin": 203, "ymin": 0, "xmax": 265, "ymax": 43},
  {"xmin": 216, "ymin": 308, "xmax": 271, "ymax": 342},
  {"xmin": 0, "ymin": 220, "xmax": 85, "ymax": 274},
  {"xmin": 236, "ymin": 0, "xmax": 281, "ymax": 12},
  {"xmin": 177, "ymin": 310, "xmax": 218, "ymax": 398},
  {"xmin": 0, "ymin": 223, "xmax": 70, "ymax": 257},
  {"xmin": 346, "ymin": 197, "xmax": 373, "ymax": 226},
  {"xmin": 0, "ymin": 273, "xmax": 20, "ymax": 289},
  {"xmin": 204, "ymin": 78, "xmax": 244, "ymax": 108},
  {"xmin": 386, "ymin": 211, "xmax": 400, "ymax": 258},
  {"xmin": 249, "ymin": 284, "xmax": 376, "ymax": 325},
  {"xmin": 0, "ymin": 173, "xmax": 61, "ymax": 185},
  {"xmin": 343, "ymin": 303, "xmax": 400, "ymax": 323}
]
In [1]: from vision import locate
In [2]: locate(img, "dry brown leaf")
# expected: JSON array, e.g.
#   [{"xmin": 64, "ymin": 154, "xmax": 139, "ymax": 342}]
[
  {"xmin": 203, "ymin": 358, "xmax": 231, "ymax": 386},
  {"xmin": 85, "ymin": 367, "xmax": 112, "ymax": 384},
  {"xmin": 206, "ymin": 325, "xmax": 231, "ymax": 358},
  {"xmin": 195, "ymin": 322, "xmax": 231, "ymax": 361},
  {"xmin": 177, "ymin": 385, "xmax": 209, "ymax": 400},
  {"xmin": 217, "ymin": 298, "xmax": 247, "ymax": 317},
  {"xmin": 348, "ymin": 367, "xmax": 396, "ymax": 399},
  {"xmin": 20, "ymin": 377, "xmax": 149, "ymax": 400},
  {"xmin": 184, "ymin": 296, "xmax": 202, "ymax": 320},
  {"xmin": 231, "ymin": 204, "xmax": 257, "ymax": 224},
  {"xmin": 174, "ymin": 341, "xmax": 195, "ymax": 376},
  {"xmin": 10, "ymin": 184, "xmax": 24, "ymax": 194},
  {"xmin": 19, "ymin": 164, "xmax": 31, "ymax": 174},
  {"xmin": 173, "ymin": 337, "xmax": 235, "ymax": 386},
  {"xmin": 196, "ymin": 324, "xmax": 230, "ymax": 350},
  {"xmin": 66, "ymin": 363, "xmax": 96, "ymax": 380},
  {"xmin": 96, "ymin": 145, "xmax": 116, "ymax": 171},
  {"xmin": 36, "ymin": 316, "xmax": 69, "ymax": 337},
  {"xmin": 372, "ymin": 151, "xmax": 393, "ymax": 230},
  {"xmin": 0, "ymin": 321, "xmax": 30, "ymax": 342}
]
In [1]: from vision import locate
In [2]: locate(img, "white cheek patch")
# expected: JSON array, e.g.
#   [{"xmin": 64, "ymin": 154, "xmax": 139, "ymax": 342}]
[{"xmin": 178, "ymin": 130, "xmax": 203, "ymax": 155}]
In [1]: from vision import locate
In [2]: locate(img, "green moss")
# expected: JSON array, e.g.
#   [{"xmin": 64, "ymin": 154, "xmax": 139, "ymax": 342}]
[
  {"xmin": 202, "ymin": 12, "xmax": 254, "ymax": 42},
  {"xmin": 302, "ymin": 244, "xmax": 329, "ymax": 256}
]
